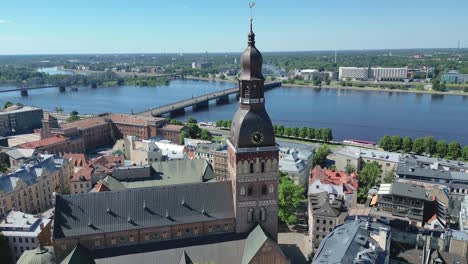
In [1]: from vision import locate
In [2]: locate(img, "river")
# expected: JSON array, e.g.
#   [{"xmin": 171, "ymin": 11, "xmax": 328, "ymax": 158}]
[{"xmin": 1, "ymin": 79, "xmax": 467, "ymax": 145}]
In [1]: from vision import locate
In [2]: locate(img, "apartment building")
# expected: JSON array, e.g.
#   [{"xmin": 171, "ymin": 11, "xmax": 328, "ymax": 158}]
[
  {"xmin": 0, "ymin": 105, "xmax": 43, "ymax": 136},
  {"xmin": 0, "ymin": 211, "xmax": 52, "ymax": 261},
  {"xmin": 0, "ymin": 154, "xmax": 73, "ymax": 215}
]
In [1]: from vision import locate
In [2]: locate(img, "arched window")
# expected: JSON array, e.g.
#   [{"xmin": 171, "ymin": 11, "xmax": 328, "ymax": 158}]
[
  {"xmin": 261, "ymin": 162, "xmax": 265, "ymax": 173},
  {"xmin": 261, "ymin": 185, "xmax": 268, "ymax": 195},
  {"xmin": 260, "ymin": 207, "xmax": 266, "ymax": 222},
  {"xmin": 248, "ymin": 208, "xmax": 254, "ymax": 223},
  {"xmin": 247, "ymin": 186, "xmax": 253, "ymax": 196},
  {"xmin": 269, "ymin": 184, "xmax": 275, "ymax": 194},
  {"xmin": 250, "ymin": 163, "xmax": 254, "ymax": 173},
  {"xmin": 240, "ymin": 186, "xmax": 246, "ymax": 196}
]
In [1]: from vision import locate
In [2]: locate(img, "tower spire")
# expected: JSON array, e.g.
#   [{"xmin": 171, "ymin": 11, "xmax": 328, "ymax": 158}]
[{"xmin": 248, "ymin": 2, "xmax": 256, "ymax": 47}]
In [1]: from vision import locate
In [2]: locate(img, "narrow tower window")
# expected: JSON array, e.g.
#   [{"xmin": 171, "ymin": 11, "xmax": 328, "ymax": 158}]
[
  {"xmin": 260, "ymin": 207, "xmax": 266, "ymax": 222},
  {"xmin": 247, "ymin": 186, "xmax": 253, "ymax": 196},
  {"xmin": 248, "ymin": 208, "xmax": 254, "ymax": 223},
  {"xmin": 269, "ymin": 184, "xmax": 274, "ymax": 194},
  {"xmin": 261, "ymin": 185, "xmax": 268, "ymax": 195},
  {"xmin": 250, "ymin": 163, "xmax": 254, "ymax": 173},
  {"xmin": 261, "ymin": 162, "xmax": 265, "ymax": 173},
  {"xmin": 240, "ymin": 186, "xmax": 246, "ymax": 196}
]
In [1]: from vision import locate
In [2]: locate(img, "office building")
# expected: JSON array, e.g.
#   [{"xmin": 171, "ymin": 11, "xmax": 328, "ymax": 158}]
[
  {"xmin": 0, "ymin": 105, "xmax": 43, "ymax": 136},
  {"xmin": 339, "ymin": 66, "xmax": 408, "ymax": 81}
]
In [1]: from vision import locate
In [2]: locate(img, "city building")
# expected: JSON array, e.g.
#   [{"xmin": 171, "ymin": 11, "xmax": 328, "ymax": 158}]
[
  {"xmin": 19, "ymin": 134, "xmax": 85, "ymax": 155},
  {"xmin": 441, "ymin": 70, "xmax": 468, "ymax": 84},
  {"xmin": 334, "ymin": 146, "xmax": 401, "ymax": 181},
  {"xmin": 106, "ymin": 113, "xmax": 168, "ymax": 140},
  {"xmin": 212, "ymin": 148, "xmax": 228, "ymax": 180},
  {"xmin": 278, "ymin": 147, "xmax": 313, "ymax": 187},
  {"xmin": 308, "ymin": 192, "xmax": 347, "ymax": 250},
  {"xmin": 373, "ymin": 182, "xmax": 430, "ymax": 226},
  {"xmin": 308, "ymin": 165, "xmax": 359, "ymax": 208},
  {"xmin": 299, "ymin": 69, "xmax": 319, "ymax": 80},
  {"xmin": 0, "ymin": 154, "xmax": 72, "ymax": 215},
  {"xmin": 312, "ymin": 220, "xmax": 391, "ymax": 264},
  {"xmin": 460, "ymin": 195, "xmax": 468, "ymax": 234},
  {"xmin": 121, "ymin": 136, "xmax": 164, "ymax": 165},
  {"xmin": 60, "ymin": 116, "xmax": 113, "ymax": 151},
  {"xmin": 0, "ymin": 105, "xmax": 43, "ymax": 136},
  {"xmin": 396, "ymin": 157, "xmax": 468, "ymax": 200},
  {"xmin": 52, "ymin": 22, "xmax": 287, "ymax": 264},
  {"xmin": 338, "ymin": 66, "xmax": 408, "ymax": 81},
  {"xmin": 191, "ymin": 61, "xmax": 212, "ymax": 69},
  {"xmin": 4, "ymin": 148, "xmax": 36, "ymax": 169},
  {"xmin": 0, "ymin": 211, "xmax": 52, "ymax": 261},
  {"xmin": 158, "ymin": 124, "xmax": 186, "ymax": 144}
]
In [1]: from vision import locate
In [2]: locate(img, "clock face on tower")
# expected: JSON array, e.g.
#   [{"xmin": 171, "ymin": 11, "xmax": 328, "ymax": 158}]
[{"xmin": 250, "ymin": 130, "xmax": 264, "ymax": 145}]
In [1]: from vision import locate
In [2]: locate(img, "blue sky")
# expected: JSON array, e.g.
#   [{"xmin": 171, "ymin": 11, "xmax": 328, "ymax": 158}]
[{"xmin": 0, "ymin": 0, "xmax": 467, "ymax": 54}]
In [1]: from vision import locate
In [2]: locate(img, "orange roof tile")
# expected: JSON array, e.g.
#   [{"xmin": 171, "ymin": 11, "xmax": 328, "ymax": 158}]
[
  {"xmin": 109, "ymin": 113, "xmax": 154, "ymax": 126},
  {"xmin": 19, "ymin": 135, "xmax": 68, "ymax": 149},
  {"xmin": 60, "ymin": 116, "xmax": 108, "ymax": 130},
  {"xmin": 94, "ymin": 181, "xmax": 110, "ymax": 192},
  {"xmin": 310, "ymin": 165, "xmax": 359, "ymax": 192},
  {"xmin": 162, "ymin": 124, "xmax": 185, "ymax": 132},
  {"xmin": 63, "ymin": 153, "xmax": 89, "ymax": 167}
]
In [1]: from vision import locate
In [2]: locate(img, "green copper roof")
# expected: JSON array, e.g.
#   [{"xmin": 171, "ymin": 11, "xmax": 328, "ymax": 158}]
[{"xmin": 17, "ymin": 245, "xmax": 56, "ymax": 264}]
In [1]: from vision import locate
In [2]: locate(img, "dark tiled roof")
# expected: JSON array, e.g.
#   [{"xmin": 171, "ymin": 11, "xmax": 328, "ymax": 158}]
[
  {"xmin": 53, "ymin": 181, "xmax": 234, "ymax": 239},
  {"xmin": 60, "ymin": 243, "xmax": 95, "ymax": 264}
]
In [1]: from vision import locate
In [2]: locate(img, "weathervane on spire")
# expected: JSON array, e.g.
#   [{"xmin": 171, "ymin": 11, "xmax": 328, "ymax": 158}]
[{"xmin": 249, "ymin": 2, "xmax": 256, "ymax": 31}]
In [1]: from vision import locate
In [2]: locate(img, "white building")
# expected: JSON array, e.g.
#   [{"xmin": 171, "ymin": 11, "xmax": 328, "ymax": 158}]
[
  {"xmin": 279, "ymin": 147, "xmax": 314, "ymax": 187},
  {"xmin": 300, "ymin": 69, "xmax": 320, "ymax": 80},
  {"xmin": 460, "ymin": 195, "xmax": 468, "ymax": 234},
  {"xmin": 339, "ymin": 66, "xmax": 408, "ymax": 81},
  {"xmin": 0, "ymin": 211, "xmax": 52, "ymax": 261}
]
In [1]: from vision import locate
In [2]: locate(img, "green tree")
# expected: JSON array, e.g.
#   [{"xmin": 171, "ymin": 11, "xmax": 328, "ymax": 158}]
[
  {"xmin": 315, "ymin": 128, "xmax": 323, "ymax": 140},
  {"xmin": 390, "ymin": 135, "xmax": 403, "ymax": 152},
  {"xmin": 200, "ymin": 129, "xmax": 213, "ymax": 141},
  {"xmin": 66, "ymin": 110, "xmax": 80, "ymax": 122},
  {"xmin": 435, "ymin": 140, "xmax": 448, "ymax": 158},
  {"xmin": 277, "ymin": 125, "xmax": 285, "ymax": 136},
  {"xmin": 278, "ymin": 172, "xmax": 305, "ymax": 225},
  {"xmin": 345, "ymin": 164, "xmax": 356, "ymax": 174},
  {"xmin": 307, "ymin": 127, "xmax": 315, "ymax": 139},
  {"xmin": 424, "ymin": 136, "xmax": 437, "ymax": 156},
  {"xmin": 357, "ymin": 161, "xmax": 382, "ymax": 203},
  {"xmin": 299, "ymin": 127, "xmax": 308, "ymax": 138},
  {"xmin": 462, "ymin": 146, "xmax": 468, "ymax": 161},
  {"xmin": 215, "ymin": 120, "xmax": 223, "ymax": 128},
  {"xmin": 3, "ymin": 101, "xmax": 13, "ymax": 109},
  {"xmin": 322, "ymin": 128, "xmax": 333, "ymax": 142},
  {"xmin": 0, "ymin": 234, "xmax": 11, "ymax": 264},
  {"xmin": 284, "ymin": 127, "xmax": 292, "ymax": 137},
  {"xmin": 379, "ymin": 135, "xmax": 392, "ymax": 151},
  {"xmin": 412, "ymin": 138, "xmax": 425, "ymax": 155},
  {"xmin": 179, "ymin": 130, "xmax": 189, "ymax": 144},
  {"xmin": 70, "ymin": 110, "xmax": 79, "ymax": 116},
  {"xmin": 187, "ymin": 123, "xmax": 201, "ymax": 138},
  {"xmin": 313, "ymin": 145, "xmax": 330, "ymax": 167},
  {"xmin": 292, "ymin": 126, "xmax": 300, "ymax": 138},
  {"xmin": 447, "ymin": 141, "xmax": 462, "ymax": 160},
  {"xmin": 0, "ymin": 164, "xmax": 8, "ymax": 173},
  {"xmin": 383, "ymin": 168, "xmax": 396, "ymax": 183},
  {"xmin": 187, "ymin": 117, "xmax": 197, "ymax": 124},
  {"xmin": 169, "ymin": 119, "xmax": 184, "ymax": 125},
  {"xmin": 402, "ymin": 137, "xmax": 413, "ymax": 153}
]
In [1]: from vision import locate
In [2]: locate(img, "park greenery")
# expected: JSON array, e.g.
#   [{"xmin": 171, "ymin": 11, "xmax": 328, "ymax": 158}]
[
  {"xmin": 278, "ymin": 171, "xmax": 306, "ymax": 225},
  {"xmin": 313, "ymin": 145, "xmax": 331, "ymax": 168},
  {"xmin": 175, "ymin": 118, "xmax": 212, "ymax": 144},
  {"xmin": 215, "ymin": 120, "xmax": 232, "ymax": 129},
  {"xmin": 3, "ymin": 101, "xmax": 23, "ymax": 109},
  {"xmin": 65, "ymin": 110, "xmax": 80, "ymax": 122},
  {"xmin": 379, "ymin": 135, "xmax": 468, "ymax": 161},
  {"xmin": 357, "ymin": 161, "xmax": 383, "ymax": 203},
  {"xmin": 273, "ymin": 125, "xmax": 333, "ymax": 142}
]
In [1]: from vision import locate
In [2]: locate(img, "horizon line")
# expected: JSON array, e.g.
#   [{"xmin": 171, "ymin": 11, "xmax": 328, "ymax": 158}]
[{"xmin": 1, "ymin": 47, "xmax": 466, "ymax": 57}]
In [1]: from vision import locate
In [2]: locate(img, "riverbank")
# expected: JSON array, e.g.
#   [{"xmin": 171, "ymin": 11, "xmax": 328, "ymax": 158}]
[{"xmin": 283, "ymin": 83, "xmax": 468, "ymax": 96}]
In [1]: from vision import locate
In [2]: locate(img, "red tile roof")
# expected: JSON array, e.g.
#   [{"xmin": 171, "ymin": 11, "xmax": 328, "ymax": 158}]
[
  {"xmin": 89, "ymin": 155, "xmax": 124, "ymax": 167},
  {"xmin": 162, "ymin": 124, "xmax": 185, "ymax": 132},
  {"xmin": 310, "ymin": 165, "xmax": 359, "ymax": 194},
  {"xmin": 94, "ymin": 181, "xmax": 110, "ymax": 192},
  {"xmin": 60, "ymin": 116, "xmax": 108, "ymax": 130},
  {"xmin": 63, "ymin": 153, "xmax": 89, "ymax": 167},
  {"xmin": 109, "ymin": 113, "xmax": 154, "ymax": 126},
  {"xmin": 19, "ymin": 135, "xmax": 68, "ymax": 149},
  {"xmin": 70, "ymin": 167, "xmax": 93, "ymax": 182}
]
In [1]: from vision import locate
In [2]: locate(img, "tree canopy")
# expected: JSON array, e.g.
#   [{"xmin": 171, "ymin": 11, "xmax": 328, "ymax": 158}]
[
  {"xmin": 278, "ymin": 172, "xmax": 305, "ymax": 225},
  {"xmin": 357, "ymin": 161, "xmax": 382, "ymax": 203}
]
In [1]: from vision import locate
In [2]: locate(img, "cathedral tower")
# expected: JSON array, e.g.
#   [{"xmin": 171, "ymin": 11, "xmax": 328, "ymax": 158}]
[{"xmin": 228, "ymin": 18, "xmax": 279, "ymax": 240}]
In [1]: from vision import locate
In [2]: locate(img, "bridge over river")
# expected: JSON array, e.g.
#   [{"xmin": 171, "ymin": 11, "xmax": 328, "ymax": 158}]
[{"xmin": 136, "ymin": 82, "xmax": 282, "ymax": 117}]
